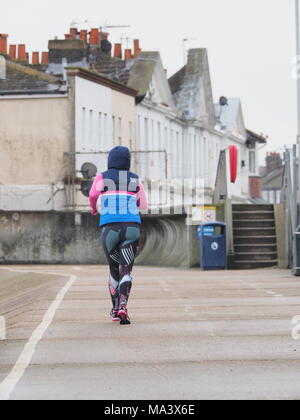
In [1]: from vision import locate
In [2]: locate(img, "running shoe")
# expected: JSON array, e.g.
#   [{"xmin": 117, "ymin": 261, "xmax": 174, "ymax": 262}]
[
  {"xmin": 118, "ymin": 305, "xmax": 131, "ymax": 325},
  {"xmin": 110, "ymin": 309, "xmax": 120, "ymax": 323}
]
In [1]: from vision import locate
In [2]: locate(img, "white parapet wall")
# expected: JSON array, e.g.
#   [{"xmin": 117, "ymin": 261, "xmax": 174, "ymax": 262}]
[{"xmin": 0, "ymin": 184, "xmax": 66, "ymax": 212}]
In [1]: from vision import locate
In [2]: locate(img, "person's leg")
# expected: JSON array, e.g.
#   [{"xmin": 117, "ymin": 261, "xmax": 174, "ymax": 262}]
[
  {"xmin": 101, "ymin": 225, "xmax": 122, "ymax": 317},
  {"xmin": 118, "ymin": 225, "xmax": 141, "ymax": 323}
]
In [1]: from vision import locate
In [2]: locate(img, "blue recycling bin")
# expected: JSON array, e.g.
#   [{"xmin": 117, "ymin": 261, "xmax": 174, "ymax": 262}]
[{"xmin": 198, "ymin": 222, "xmax": 227, "ymax": 270}]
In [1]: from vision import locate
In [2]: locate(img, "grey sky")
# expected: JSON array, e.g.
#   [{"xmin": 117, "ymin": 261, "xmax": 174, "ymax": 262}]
[{"xmin": 1, "ymin": 0, "xmax": 296, "ymax": 163}]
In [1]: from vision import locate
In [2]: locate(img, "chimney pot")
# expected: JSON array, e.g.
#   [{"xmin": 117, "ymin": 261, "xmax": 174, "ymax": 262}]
[
  {"xmin": 41, "ymin": 52, "xmax": 49, "ymax": 65},
  {"xmin": 32, "ymin": 52, "xmax": 40, "ymax": 65},
  {"xmin": 133, "ymin": 39, "xmax": 140, "ymax": 57},
  {"xmin": 90, "ymin": 28, "xmax": 99, "ymax": 45},
  {"xmin": 114, "ymin": 43, "xmax": 122, "ymax": 59},
  {"xmin": 125, "ymin": 49, "xmax": 133, "ymax": 60},
  {"xmin": 80, "ymin": 30, "xmax": 88, "ymax": 42},
  {"xmin": 0, "ymin": 33, "xmax": 8, "ymax": 55},
  {"xmin": 9, "ymin": 44, "xmax": 16, "ymax": 59},
  {"xmin": 18, "ymin": 44, "xmax": 27, "ymax": 61}
]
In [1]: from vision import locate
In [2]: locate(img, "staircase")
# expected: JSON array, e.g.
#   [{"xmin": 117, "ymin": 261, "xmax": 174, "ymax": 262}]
[{"xmin": 231, "ymin": 204, "xmax": 278, "ymax": 269}]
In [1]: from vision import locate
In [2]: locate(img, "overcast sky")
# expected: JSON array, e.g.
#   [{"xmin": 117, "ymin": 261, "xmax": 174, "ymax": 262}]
[{"xmin": 0, "ymin": 0, "xmax": 297, "ymax": 163}]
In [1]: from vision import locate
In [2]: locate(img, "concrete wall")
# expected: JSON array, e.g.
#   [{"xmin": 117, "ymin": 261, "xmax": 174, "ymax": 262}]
[
  {"xmin": 0, "ymin": 95, "xmax": 71, "ymax": 186},
  {"xmin": 0, "ymin": 211, "xmax": 196, "ymax": 267}
]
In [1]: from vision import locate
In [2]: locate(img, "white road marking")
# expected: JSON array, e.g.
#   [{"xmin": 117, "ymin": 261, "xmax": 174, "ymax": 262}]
[
  {"xmin": 240, "ymin": 280, "xmax": 285, "ymax": 299},
  {"xmin": 0, "ymin": 268, "xmax": 77, "ymax": 400}
]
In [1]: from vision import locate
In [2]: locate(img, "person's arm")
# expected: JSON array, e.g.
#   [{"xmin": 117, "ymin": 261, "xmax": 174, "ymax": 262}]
[
  {"xmin": 89, "ymin": 174, "xmax": 104, "ymax": 215},
  {"xmin": 137, "ymin": 181, "xmax": 148, "ymax": 211}
]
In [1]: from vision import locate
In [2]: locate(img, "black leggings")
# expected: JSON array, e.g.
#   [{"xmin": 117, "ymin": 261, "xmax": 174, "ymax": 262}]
[{"xmin": 101, "ymin": 223, "xmax": 141, "ymax": 310}]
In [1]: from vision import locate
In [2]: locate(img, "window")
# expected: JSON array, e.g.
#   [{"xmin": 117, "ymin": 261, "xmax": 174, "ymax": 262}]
[
  {"xmin": 89, "ymin": 110, "xmax": 93, "ymax": 146},
  {"xmin": 157, "ymin": 122, "xmax": 161, "ymax": 150},
  {"xmin": 81, "ymin": 107, "xmax": 86, "ymax": 149},
  {"xmin": 129, "ymin": 121, "xmax": 133, "ymax": 150},
  {"xmin": 117, "ymin": 117, "xmax": 122, "ymax": 145},
  {"xmin": 112, "ymin": 116, "xmax": 116, "ymax": 146},
  {"xmin": 98, "ymin": 112, "xmax": 102, "ymax": 147},
  {"xmin": 144, "ymin": 118, "xmax": 149, "ymax": 149}
]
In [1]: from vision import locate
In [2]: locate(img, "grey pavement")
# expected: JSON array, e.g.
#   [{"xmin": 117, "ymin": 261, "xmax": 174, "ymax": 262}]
[{"xmin": 0, "ymin": 265, "xmax": 300, "ymax": 400}]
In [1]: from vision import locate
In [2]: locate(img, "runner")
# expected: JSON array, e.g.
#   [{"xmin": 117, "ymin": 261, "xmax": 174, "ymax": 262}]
[{"xmin": 89, "ymin": 146, "xmax": 148, "ymax": 325}]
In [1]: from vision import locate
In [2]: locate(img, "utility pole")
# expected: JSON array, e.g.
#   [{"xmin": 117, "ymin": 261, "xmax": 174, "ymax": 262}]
[
  {"xmin": 293, "ymin": 1, "xmax": 300, "ymax": 274},
  {"xmin": 296, "ymin": 0, "xmax": 300, "ymax": 205}
]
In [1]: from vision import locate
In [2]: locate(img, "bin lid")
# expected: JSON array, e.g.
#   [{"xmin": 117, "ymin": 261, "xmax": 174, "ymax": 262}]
[{"xmin": 202, "ymin": 222, "xmax": 226, "ymax": 228}]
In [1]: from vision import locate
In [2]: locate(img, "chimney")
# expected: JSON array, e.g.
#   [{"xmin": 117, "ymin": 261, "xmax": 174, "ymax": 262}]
[
  {"xmin": 266, "ymin": 152, "xmax": 283, "ymax": 174},
  {"xmin": 90, "ymin": 28, "xmax": 99, "ymax": 45},
  {"xmin": 9, "ymin": 45, "xmax": 16, "ymax": 59},
  {"xmin": 80, "ymin": 30, "xmax": 88, "ymax": 42},
  {"xmin": 69, "ymin": 27, "xmax": 78, "ymax": 39},
  {"xmin": 32, "ymin": 52, "xmax": 40, "ymax": 65},
  {"xmin": 18, "ymin": 44, "xmax": 27, "ymax": 61},
  {"xmin": 41, "ymin": 52, "xmax": 49, "ymax": 65},
  {"xmin": 0, "ymin": 34, "xmax": 8, "ymax": 55},
  {"xmin": 249, "ymin": 176, "xmax": 262, "ymax": 199},
  {"xmin": 114, "ymin": 43, "xmax": 122, "ymax": 59},
  {"xmin": 125, "ymin": 49, "xmax": 132, "ymax": 60},
  {"xmin": 133, "ymin": 39, "xmax": 140, "ymax": 57}
]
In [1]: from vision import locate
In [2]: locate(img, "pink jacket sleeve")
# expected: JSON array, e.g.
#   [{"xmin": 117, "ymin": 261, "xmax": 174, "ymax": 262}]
[
  {"xmin": 89, "ymin": 174, "xmax": 104, "ymax": 215},
  {"xmin": 138, "ymin": 181, "xmax": 148, "ymax": 211}
]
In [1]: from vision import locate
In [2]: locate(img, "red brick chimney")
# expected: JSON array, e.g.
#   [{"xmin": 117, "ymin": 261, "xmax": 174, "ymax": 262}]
[
  {"xmin": 133, "ymin": 39, "xmax": 140, "ymax": 57},
  {"xmin": 125, "ymin": 49, "xmax": 133, "ymax": 60},
  {"xmin": 90, "ymin": 28, "xmax": 99, "ymax": 45},
  {"xmin": 0, "ymin": 34, "xmax": 8, "ymax": 55},
  {"xmin": 18, "ymin": 44, "xmax": 27, "ymax": 61},
  {"xmin": 114, "ymin": 43, "xmax": 122, "ymax": 59},
  {"xmin": 41, "ymin": 52, "xmax": 49, "ymax": 65},
  {"xmin": 32, "ymin": 52, "xmax": 40, "ymax": 65},
  {"xmin": 249, "ymin": 176, "xmax": 262, "ymax": 199},
  {"xmin": 80, "ymin": 30, "xmax": 88, "ymax": 42},
  {"xmin": 9, "ymin": 44, "xmax": 16, "ymax": 59}
]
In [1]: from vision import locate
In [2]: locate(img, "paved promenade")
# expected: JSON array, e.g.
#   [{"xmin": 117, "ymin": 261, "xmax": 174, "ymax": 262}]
[{"xmin": 0, "ymin": 265, "xmax": 299, "ymax": 400}]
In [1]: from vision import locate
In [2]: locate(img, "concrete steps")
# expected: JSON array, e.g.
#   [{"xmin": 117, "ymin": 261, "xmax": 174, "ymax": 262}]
[{"xmin": 231, "ymin": 204, "xmax": 278, "ymax": 270}]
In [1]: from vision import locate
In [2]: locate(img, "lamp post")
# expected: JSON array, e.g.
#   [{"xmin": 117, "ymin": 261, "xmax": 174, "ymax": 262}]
[{"xmin": 296, "ymin": 0, "xmax": 300, "ymax": 204}]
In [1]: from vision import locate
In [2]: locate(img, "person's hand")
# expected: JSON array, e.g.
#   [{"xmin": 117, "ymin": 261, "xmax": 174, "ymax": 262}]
[{"xmin": 91, "ymin": 209, "xmax": 98, "ymax": 216}]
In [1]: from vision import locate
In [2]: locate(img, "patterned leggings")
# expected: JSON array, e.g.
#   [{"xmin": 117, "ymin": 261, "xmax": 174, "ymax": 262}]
[{"xmin": 101, "ymin": 223, "xmax": 141, "ymax": 310}]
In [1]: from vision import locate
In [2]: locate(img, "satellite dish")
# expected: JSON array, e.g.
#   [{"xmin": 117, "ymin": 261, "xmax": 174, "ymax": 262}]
[
  {"xmin": 219, "ymin": 96, "xmax": 228, "ymax": 106},
  {"xmin": 81, "ymin": 180, "xmax": 93, "ymax": 197},
  {"xmin": 81, "ymin": 162, "xmax": 97, "ymax": 179}
]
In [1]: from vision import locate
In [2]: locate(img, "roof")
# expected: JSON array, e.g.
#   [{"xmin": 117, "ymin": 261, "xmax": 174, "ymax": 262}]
[
  {"xmin": 0, "ymin": 58, "xmax": 64, "ymax": 95},
  {"xmin": 169, "ymin": 66, "xmax": 186, "ymax": 95},
  {"xmin": 127, "ymin": 52, "xmax": 159, "ymax": 100},
  {"xmin": 66, "ymin": 67, "xmax": 137, "ymax": 97},
  {"xmin": 261, "ymin": 167, "xmax": 284, "ymax": 190},
  {"xmin": 246, "ymin": 129, "xmax": 267, "ymax": 144},
  {"xmin": 168, "ymin": 49, "xmax": 215, "ymax": 126}
]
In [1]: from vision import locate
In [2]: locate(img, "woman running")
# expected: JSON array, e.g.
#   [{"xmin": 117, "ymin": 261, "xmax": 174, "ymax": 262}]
[{"xmin": 89, "ymin": 146, "xmax": 148, "ymax": 325}]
